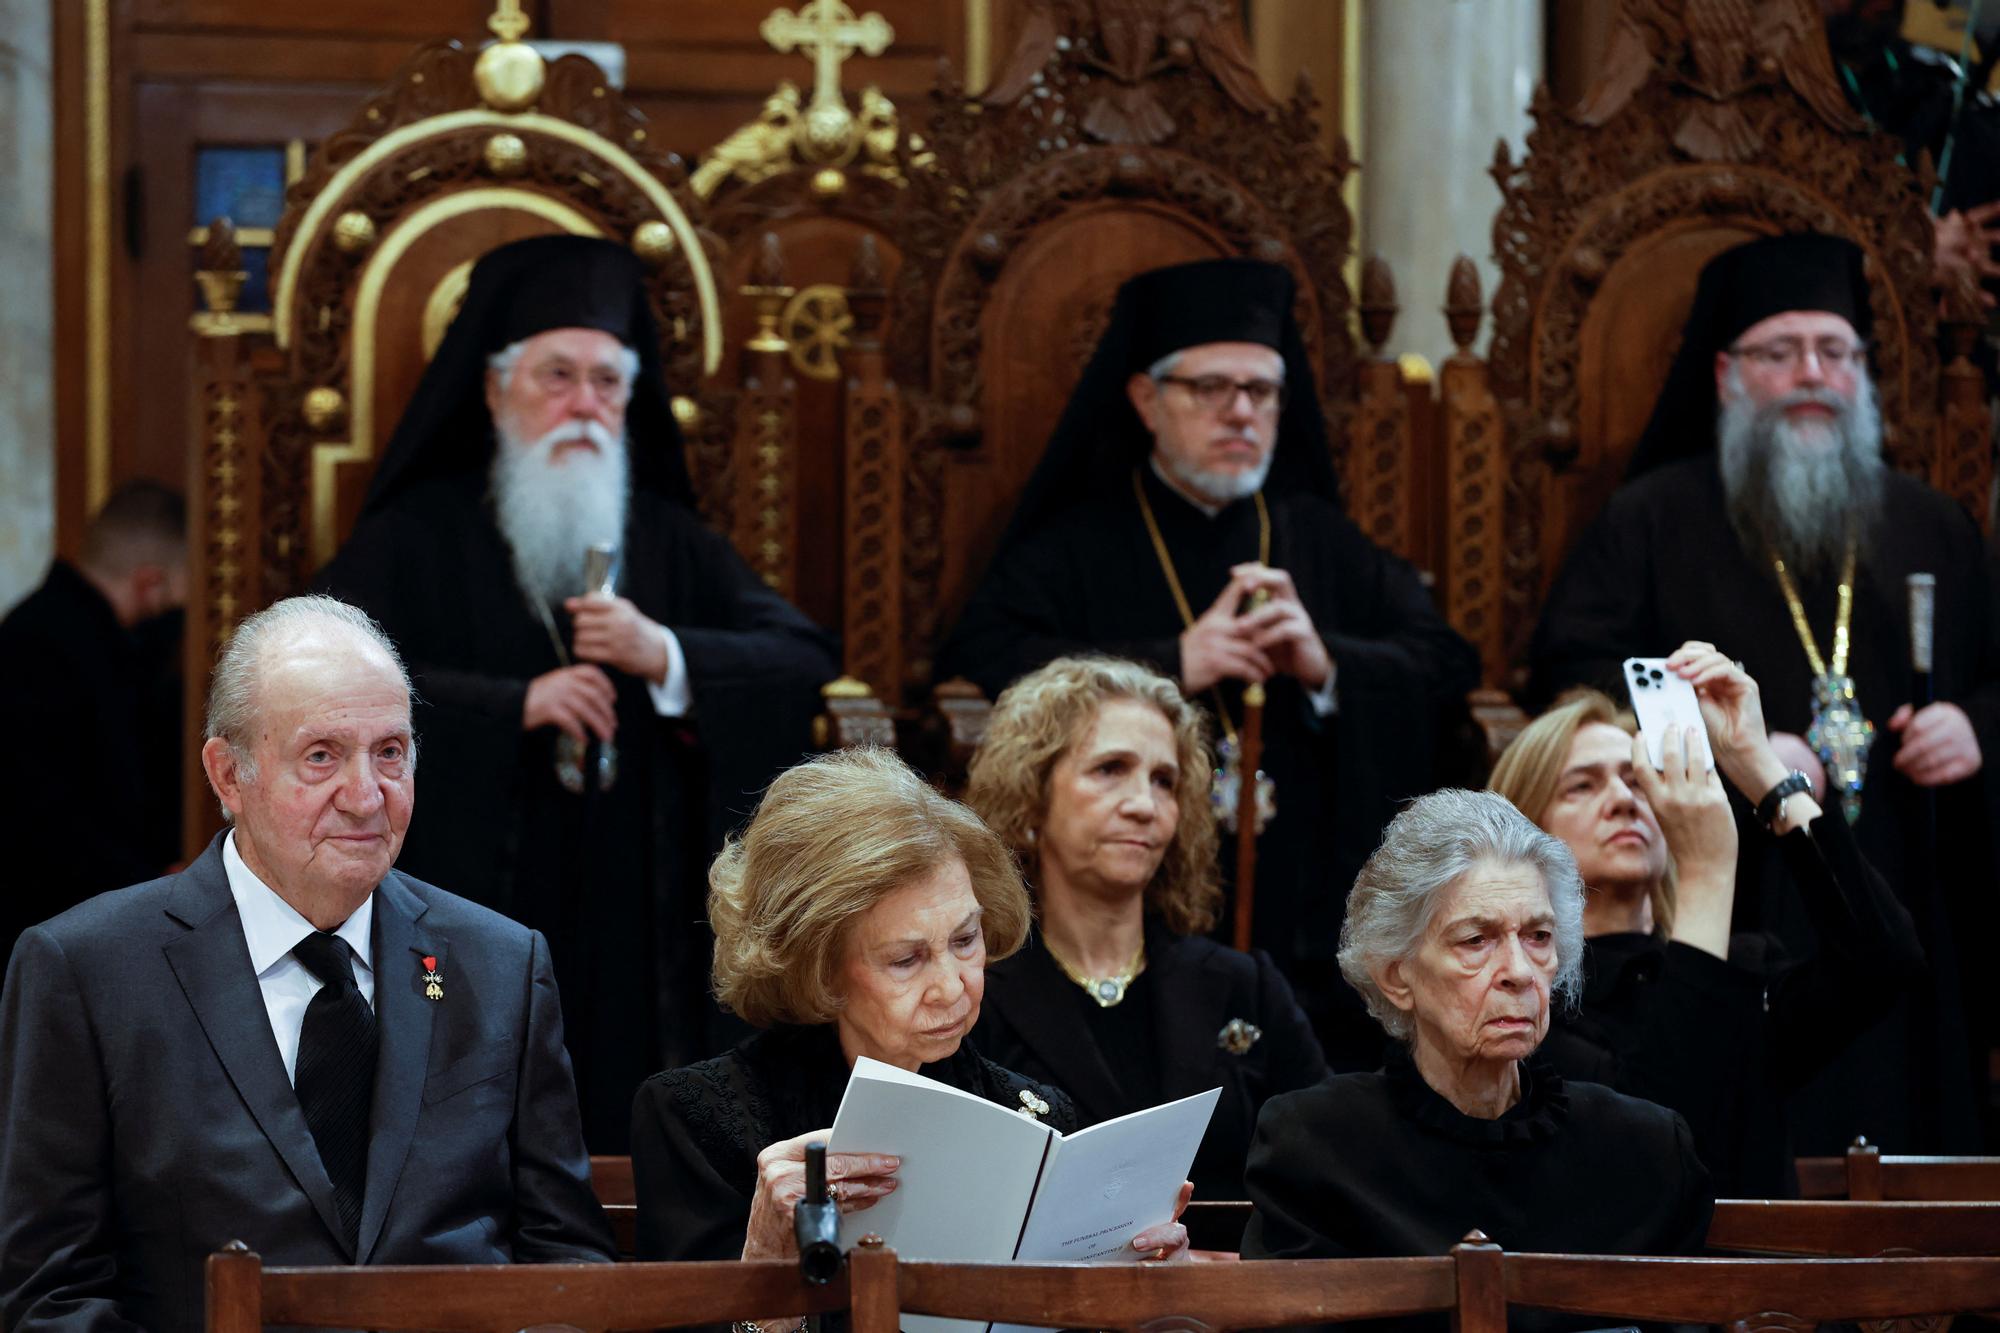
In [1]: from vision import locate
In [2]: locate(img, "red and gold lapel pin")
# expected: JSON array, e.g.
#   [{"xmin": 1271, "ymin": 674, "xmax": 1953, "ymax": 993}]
[{"xmin": 421, "ymin": 955, "xmax": 444, "ymax": 1001}]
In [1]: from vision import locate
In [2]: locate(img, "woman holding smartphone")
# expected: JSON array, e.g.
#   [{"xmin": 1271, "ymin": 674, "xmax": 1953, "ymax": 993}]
[{"xmin": 1488, "ymin": 641, "xmax": 1923, "ymax": 1196}]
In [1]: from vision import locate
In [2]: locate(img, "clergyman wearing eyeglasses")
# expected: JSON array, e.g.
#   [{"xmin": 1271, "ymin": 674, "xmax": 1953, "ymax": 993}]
[
  {"xmin": 938, "ymin": 258, "xmax": 1480, "ymax": 1069},
  {"xmin": 1529, "ymin": 230, "xmax": 1999, "ymax": 1155}
]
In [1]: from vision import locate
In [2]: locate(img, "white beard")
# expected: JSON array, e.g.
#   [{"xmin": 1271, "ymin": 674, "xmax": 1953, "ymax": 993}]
[
  {"xmin": 489, "ymin": 415, "xmax": 630, "ymax": 607},
  {"xmin": 1717, "ymin": 365, "xmax": 1884, "ymax": 579},
  {"xmin": 1162, "ymin": 448, "xmax": 1274, "ymax": 506}
]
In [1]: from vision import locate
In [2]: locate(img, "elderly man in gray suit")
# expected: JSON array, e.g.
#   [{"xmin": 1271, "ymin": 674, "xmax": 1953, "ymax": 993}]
[{"xmin": 0, "ymin": 594, "xmax": 615, "ymax": 1333}]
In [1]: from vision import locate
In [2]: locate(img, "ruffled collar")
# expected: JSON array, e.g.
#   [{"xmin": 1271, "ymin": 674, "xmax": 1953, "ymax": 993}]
[{"xmin": 1383, "ymin": 1042, "xmax": 1570, "ymax": 1146}]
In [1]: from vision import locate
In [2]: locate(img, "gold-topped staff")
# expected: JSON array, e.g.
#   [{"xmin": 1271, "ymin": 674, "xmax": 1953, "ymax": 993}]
[
  {"xmin": 1132, "ymin": 468, "xmax": 1276, "ymax": 950},
  {"xmin": 1231, "ymin": 590, "xmax": 1269, "ymax": 953}
]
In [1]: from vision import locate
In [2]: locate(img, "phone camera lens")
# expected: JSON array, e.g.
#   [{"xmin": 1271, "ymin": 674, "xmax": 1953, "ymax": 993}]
[{"xmin": 1649, "ymin": 669, "xmax": 1664, "ymax": 681}]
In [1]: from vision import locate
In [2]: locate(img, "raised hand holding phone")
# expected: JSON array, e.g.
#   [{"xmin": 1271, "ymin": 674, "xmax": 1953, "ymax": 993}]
[{"xmin": 1624, "ymin": 657, "xmax": 1715, "ymax": 773}]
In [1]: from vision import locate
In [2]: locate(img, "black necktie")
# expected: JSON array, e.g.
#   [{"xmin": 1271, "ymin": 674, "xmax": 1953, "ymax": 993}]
[{"xmin": 293, "ymin": 930, "xmax": 377, "ymax": 1252}]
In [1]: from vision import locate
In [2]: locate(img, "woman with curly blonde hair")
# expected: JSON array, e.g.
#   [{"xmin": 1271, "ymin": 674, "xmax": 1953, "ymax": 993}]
[{"xmin": 966, "ymin": 655, "xmax": 1326, "ymax": 1199}]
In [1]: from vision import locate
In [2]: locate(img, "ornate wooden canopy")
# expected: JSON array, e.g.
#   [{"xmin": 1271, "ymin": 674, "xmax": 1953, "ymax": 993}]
[
  {"xmin": 1477, "ymin": 0, "xmax": 1960, "ymax": 672},
  {"xmin": 256, "ymin": 25, "xmax": 723, "ymax": 578},
  {"xmin": 182, "ymin": 14, "xmax": 730, "ymax": 848},
  {"xmin": 883, "ymin": 0, "xmax": 1360, "ymax": 684}
]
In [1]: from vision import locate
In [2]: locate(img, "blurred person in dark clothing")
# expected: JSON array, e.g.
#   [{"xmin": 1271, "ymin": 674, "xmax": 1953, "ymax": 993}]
[{"xmin": 0, "ymin": 481, "xmax": 186, "ymax": 964}]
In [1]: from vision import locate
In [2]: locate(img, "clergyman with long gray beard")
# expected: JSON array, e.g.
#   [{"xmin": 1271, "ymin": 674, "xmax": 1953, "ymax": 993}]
[
  {"xmin": 316, "ymin": 234, "xmax": 837, "ymax": 1151},
  {"xmin": 1529, "ymin": 231, "xmax": 1999, "ymax": 1159}
]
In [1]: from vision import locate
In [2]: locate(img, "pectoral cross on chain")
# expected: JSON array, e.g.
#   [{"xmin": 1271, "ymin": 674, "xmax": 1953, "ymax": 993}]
[{"xmin": 761, "ymin": 0, "xmax": 894, "ymax": 112}]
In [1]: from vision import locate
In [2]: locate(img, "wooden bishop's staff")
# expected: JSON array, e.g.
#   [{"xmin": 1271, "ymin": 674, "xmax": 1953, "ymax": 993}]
[{"xmin": 1231, "ymin": 589, "xmax": 1270, "ymax": 952}]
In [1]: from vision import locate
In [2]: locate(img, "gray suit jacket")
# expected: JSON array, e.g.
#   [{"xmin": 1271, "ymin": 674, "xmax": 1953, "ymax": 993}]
[{"xmin": 0, "ymin": 835, "xmax": 616, "ymax": 1333}]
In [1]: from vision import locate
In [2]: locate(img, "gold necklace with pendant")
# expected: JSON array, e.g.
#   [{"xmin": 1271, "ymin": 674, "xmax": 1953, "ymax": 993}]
[
  {"xmin": 1045, "ymin": 935, "xmax": 1147, "ymax": 1008},
  {"xmin": 1770, "ymin": 539, "xmax": 1872, "ymax": 822},
  {"xmin": 1132, "ymin": 469, "xmax": 1277, "ymax": 837}
]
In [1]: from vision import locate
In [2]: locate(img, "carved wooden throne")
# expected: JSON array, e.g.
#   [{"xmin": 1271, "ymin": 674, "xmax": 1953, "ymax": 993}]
[
  {"xmin": 1450, "ymin": 0, "xmax": 1995, "ymax": 685},
  {"xmin": 869, "ymin": 0, "xmax": 1373, "ymax": 723},
  {"xmin": 182, "ymin": 16, "xmax": 725, "ymax": 852},
  {"xmin": 692, "ymin": 0, "xmax": 914, "ymax": 666}
]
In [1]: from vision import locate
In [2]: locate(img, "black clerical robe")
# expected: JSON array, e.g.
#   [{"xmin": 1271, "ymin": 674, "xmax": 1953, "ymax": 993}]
[
  {"xmin": 0, "ymin": 561, "xmax": 180, "ymax": 963},
  {"xmin": 942, "ymin": 468, "xmax": 1479, "ymax": 1066},
  {"xmin": 1243, "ymin": 1050, "xmax": 1712, "ymax": 1333},
  {"xmin": 628, "ymin": 1024, "xmax": 1076, "ymax": 1263},
  {"xmin": 1531, "ymin": 456, "xmax": 2000, "ymax": 1152},
  {"xmin": 317, "ymin": 473, "xmax": 837, "ymax": 1151},
  {"xmin": 1540, "ymin": 812, "xmax": 1923, "ymax": 1197},
  {"xmin": 974, "ymin": 921, "xmax": 1331, "ymax": 1201}
]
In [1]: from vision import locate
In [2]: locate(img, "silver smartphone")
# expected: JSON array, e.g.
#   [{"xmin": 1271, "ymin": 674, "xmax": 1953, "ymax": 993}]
[{"xmin": 1623, "ymin": 657, "xmax": 1715, "ymax": 772}]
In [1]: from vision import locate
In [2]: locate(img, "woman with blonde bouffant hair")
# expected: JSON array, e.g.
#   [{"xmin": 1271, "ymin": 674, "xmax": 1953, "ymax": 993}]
[
  {"xmin": 966, "ymin": 655, "xmax": 1327, "ymax": 1200},
  {"xmin": 630, "ymin": 745, "xmax": 1199, "ymax": 1283}
]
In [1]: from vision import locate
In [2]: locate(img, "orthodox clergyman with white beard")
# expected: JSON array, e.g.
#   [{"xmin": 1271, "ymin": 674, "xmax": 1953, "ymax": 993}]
[
  {"xmin": 317, "ymin": 236, "xmax": 837, "ymax": 1150},
  {"xmin": 939, "ymin": 259, "xmax": 1480, "ymax": 1068},
  {"xmin": 1531, "ymin": 232, "xmax": 1999, "ymax": 1155}
]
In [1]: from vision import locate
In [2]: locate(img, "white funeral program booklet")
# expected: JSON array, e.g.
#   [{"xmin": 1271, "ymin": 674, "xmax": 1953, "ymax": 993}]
[{"xmin": 827, "ymin": 1056, "xmax": 1221, "ymax": 1333}]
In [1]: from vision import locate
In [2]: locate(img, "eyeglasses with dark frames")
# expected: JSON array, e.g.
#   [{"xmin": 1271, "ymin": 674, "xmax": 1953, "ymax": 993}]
[
  {"xmin": 1724, "ymin": 338, "xmax": 1868, "ymax": 373},
  {"xmin": 1155, "ymin": 374, "xmax": 1288, "ymax": 412}
]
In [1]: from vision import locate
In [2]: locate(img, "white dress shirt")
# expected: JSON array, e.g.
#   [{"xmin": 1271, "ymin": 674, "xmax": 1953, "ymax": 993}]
[
  {"xmin": 646, "ymin": 625, "xmax": 692, "ymax": 716},
  {"xmin": 222, "ymin": 831, "xmax": 376, "ymax": 1085}
]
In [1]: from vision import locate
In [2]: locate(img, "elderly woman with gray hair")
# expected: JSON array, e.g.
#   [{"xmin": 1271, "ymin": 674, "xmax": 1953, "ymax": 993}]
[{"xmin": 1242, "ymin": 790, "xmax": 1712, "ymax": 1285}]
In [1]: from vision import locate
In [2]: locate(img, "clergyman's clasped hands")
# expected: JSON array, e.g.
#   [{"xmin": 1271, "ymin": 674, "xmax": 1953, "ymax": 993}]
[{"xmin": 1180, "ymin": 563, "xmax": 1331, "ymax": 694}]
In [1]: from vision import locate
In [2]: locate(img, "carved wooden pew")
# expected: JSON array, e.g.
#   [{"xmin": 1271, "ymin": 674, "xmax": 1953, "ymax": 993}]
[
  {"xmin": 1494, "ymin": 1246, "xmax": 2000, "ymax": 1332},
  {"xmin": 589, "ymin": 1155, "xmax": 640, "ymax": 1258},
  {"xmin": 1706, "ymin": 1200, "xmax": 2000, "ymax": 1257},
  {"xmin": 206, "ymin": 1239, "xmax": 2000, "ymax": 1331},
  {"xmin": 1796, "ymin": 1139, "xmax": 2000, "ymax": 1202},
  {"xmin": 589, "ymin": 1155, "xmax": 636, "ymax": 1206},
  {"xmin": 847, "ymin": 1239, "xmax": 2000, "ymax": 1333},
  {"xmin": 204, "ymin": 1243, "xmax": 845, "ymax": 1333},
  {"xmin": 848, "ymin": 1239, "xmax": 1456, "ymax": 1333},
  {"xmin": 584, "ymin": 1153, "xmax": 2000, "ymax": 1265},
  {"xmin": 1183, "ymin": 1198, "xmax": 2000, "ymax": 1259}
]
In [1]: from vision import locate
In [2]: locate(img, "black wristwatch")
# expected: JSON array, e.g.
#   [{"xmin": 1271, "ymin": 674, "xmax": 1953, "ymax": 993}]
[{"xmin": 1756, "ymin": 770, "xmax": 1814, "ymax": 830}]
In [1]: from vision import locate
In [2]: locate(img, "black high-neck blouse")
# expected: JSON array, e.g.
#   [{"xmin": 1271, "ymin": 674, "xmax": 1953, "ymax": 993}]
[
  {"xmin": 1242, "ymin": 1045, "xmax": 1712, "ymax": 1333},
  {"xmin": 630, "ymin": 1023, "xmax": 1076, "ymax": 1262}
]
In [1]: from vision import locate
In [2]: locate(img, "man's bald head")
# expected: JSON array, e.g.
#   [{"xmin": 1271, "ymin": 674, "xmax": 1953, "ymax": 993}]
[
  {"xmin": 204, "ymin": 595, "xmax": 414, "ymax": 786},
  {"xmin": 200, "ymin": 595, "xmax": 417, "ymax": 925}
]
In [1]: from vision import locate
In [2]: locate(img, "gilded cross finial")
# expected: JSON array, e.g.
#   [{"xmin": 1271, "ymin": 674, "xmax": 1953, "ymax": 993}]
[
  {"xmin": 488, "ymin": 0, "xmax": 531, "ymax": 43},
  {"xmin": 475, "ymin": 0, "xmax": 544, "ymax": 111},
  {"xmin": 761, "ymin": 1, "xmax": 892, "ymax": 112},
  {"xmin": 692, "ymin": 0, "xmax": 901, "ymax": 197}
]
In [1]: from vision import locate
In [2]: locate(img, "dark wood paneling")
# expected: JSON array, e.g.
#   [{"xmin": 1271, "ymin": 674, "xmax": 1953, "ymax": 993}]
[
  {"xmin": 623, "ymin": 48, "xmax": 943, "ymax": 96},
  {"xmin": 130, "ymin": 82, "xmax": 196, "ymax": 496},
  {"xmin": 130, "ymin": 0, "xmax": 502, "ymax": 37},
  {"xmin": 131, "ymin": 33, "xmax": 460, "ymax": 84},
  {"xmin": 600, "ymin": 0, "xmax": 951, "ymax": 48}
]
